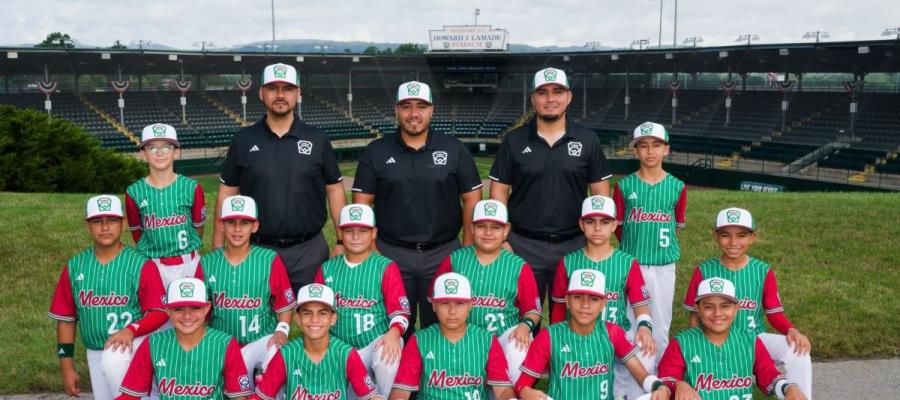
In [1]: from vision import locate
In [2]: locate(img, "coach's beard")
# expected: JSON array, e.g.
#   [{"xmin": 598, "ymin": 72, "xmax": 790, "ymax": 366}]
[{"xmin": 537, "ymin": 111, "xmax": 565, "ymax": 122}]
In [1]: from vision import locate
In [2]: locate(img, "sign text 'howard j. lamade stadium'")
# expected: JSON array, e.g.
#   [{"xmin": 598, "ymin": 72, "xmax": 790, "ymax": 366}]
[{"xmin": 428, "ymin": 25, "xmax": 509, "ymax": 52}]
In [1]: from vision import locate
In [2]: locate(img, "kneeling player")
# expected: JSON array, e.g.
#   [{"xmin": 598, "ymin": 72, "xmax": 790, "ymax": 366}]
[
  {"xmin": 431, "ymin": 199, "xmax": 541, "ymax": 384},
  {"xmin": 313, "ymin": 204, "xmax": 410, "ymax": 398},
  {"xmin": 659, "ymin": 277, "xmax": 806, "ymax": 400},
  {"xmin": 49, "ymin": 195, "xmax": 168, "ymax": 399},
  {"xmin": 391, "ymin": 273, "xmax": 516, "ymax": 400},
  {"xmin": 204, "ymin": 195, "xmax": 294, "ymax": 385},
  {"xmin": 517, "ymin": 270, "xmax": 669, "ymax": 400},
  {"xmin": 251, "ymin": 283, "xmax": 384, "ymax": 400},
  {"xmin": 117, "ymin": 278, "xmax": 252, "ymax": 399}
]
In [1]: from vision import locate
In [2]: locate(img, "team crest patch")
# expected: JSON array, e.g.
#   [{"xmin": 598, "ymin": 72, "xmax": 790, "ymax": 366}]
[
  {"xmin": 543, "ymin": 69, "xmax": 558, "ymax": 82},
  {"xmin": 443, "ymin": 279, "xmax": 459, "ymax": 295},
  {"xmin": 535, "ymin": 297, "xmax": 542, "ymax": 312},
  {"xmin": 308, "ymin": 284, "xmax": 324, "ymax": 298},
  {"xmin": 407, "ymin": 82, "xmax": 421, "ymax": 96},
  {"xmin": 238, "ymin": 374, "xmax": 251, "ymax": 390},
  {"xmin": 639, "ymin": 123, "xmax": 654, "ymax": 136},
  {"xmin": 727, "ymin": 209, "xmax": 741, "ymax": 223},
  {"xmin": 230, "ymin": 198, "xmax": 245, "ymax": 212},
  {"xmin": 273, "ymin": 65, "xmax": 288, "ymax": 79},
  {"xmin": 483, "ymin": 202, "xmax": 498, "ymax": 216},
  {"xmin": 400, "ymin": 296, "xmax": 410, "ymax": 311},
  {"xmin": 284, "ymin": 289, "xmax": 295, "ymax": 303},
  {"xmin": 152, "ymin": 124, "xmax": 167, "ymax": 137},
  {"xmin": 200, "ymin": 206, "xmax": 207, "ymax": 220},
  {"xmin": 580, "ymin": 271, "xmax": 596, "ymax": 287},
  {"xmin": 179, "ymin": 282, "xmax": 195, "ymax": 298},
  {"xmin": 364, "ymin": 375, "xmax": 375, "ymax": 389},
  {"xmin": 348, "ymin": 206, "xmax": 363, "ymax": 221},
  {"xmin": 710, "ymin": 279, "xmax": 725, "ymax": 293},
  {"xmin": 96, "ymin": 197, "xmax": 112, "ymax": 212},
  {"xmin": 567, "ymin": 141, "xmax": 582, "ymax": 157},
  {"xmin": 432, "ymin": 151, "xmax": 448, "ymax": 165},
  {"xmin": 641, "ymin": 285, "xmax": 649, "ymax": 299},
  {"xmin": 297, "ymin": 140, "xmax": 313, "ymax": 155},
  {"xmin": 591, "ymin": 197, "xmax": 604, "ymax": 210}
]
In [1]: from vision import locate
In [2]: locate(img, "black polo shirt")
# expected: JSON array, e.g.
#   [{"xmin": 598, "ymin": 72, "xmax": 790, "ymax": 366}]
[
  {"xmin": 489, "ymin": 117, "xmax": 611, "ymax": 237},
  {"xmin": 353, "ymin": 131, "xmax": 483, "ymax": 244},
  {"xmin": 220, "ymin": 116, "xmax": 342, "ymax": 239}
]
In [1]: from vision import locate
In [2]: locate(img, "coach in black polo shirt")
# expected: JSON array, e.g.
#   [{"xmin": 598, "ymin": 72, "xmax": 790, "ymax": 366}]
[
  {"xmin": 353, "ymin": 81, "xmax": 482, "ymax": 333},
  {"xmin": 489, "ymin": 67, "xmax": 612, "ymax": 302},
  {"xmin": 215, "ymin": 63, "xmax": 346, "ymax": 292}
]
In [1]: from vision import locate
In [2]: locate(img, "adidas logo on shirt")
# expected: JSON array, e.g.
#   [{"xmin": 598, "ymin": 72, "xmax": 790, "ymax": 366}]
[
  {"xmin": 58, "ymin": 348, "xmax": 66, "ymax": 355},
  {"xmin": 139, "ymin": 199, "xmax": 148, "ymax": 208},
  {"xmin": 293, "ymin": 369, "xmax": 303, "ymax": 376},
  {"xmin": 208, "ymin": 276, "xmax": 216, "ymax": 283},
  {"xmin": 522, "ymin": 146, "xmax": 532, "ymax": 154},
  {"xmin": 386, "ymin": 157, "xmax": 396, "ymax": 164},
  {"xmin": 628, "ymin": 192, "xmax": 638, "ymax": 200},
  {"xmin": 561, "ymin": 345, "xmax": 571, "ymax": 353},
  {"xmin": 250, "ymin": 145, "xmax": 260, "ymax": 152},
  {"xmin": 156, "ymin": 359, "xmax": 167, "ymax": 367},
  {"xmin": 75, "ymin": 273, "xmax": 84, "ymax": 281},
  {"xmin": 426, "ymin": 351, "xmax": 435, "ymax": 360},
  {"xmin": 325, "ymin": 277, "xmax": 334, "ymax": 283},
  {"xmin": 691, "ymin": 355, "xmax": 701, "ymax": 363}
]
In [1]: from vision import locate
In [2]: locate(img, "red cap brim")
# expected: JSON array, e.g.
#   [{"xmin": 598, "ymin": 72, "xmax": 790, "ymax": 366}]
[
  {"xmin": 220, "ymin": 215, "xmax": 257, "ymax": 221},
  {"xmin": 296, "ymin": 299, "xmax": 336, "ymax": 311},
  {"xmin": 566, "ymin": 289, "xmax": 606, "ymax": 297},
  {"xmin": 431, "ymin": 296, "xmax": 472, "ymax": 303},
  {"xmin": 695, "ymin": 293, "xmax": 738, "ymax": 304},
  {"xmin": 714, "ymin": 224, "xmax": 754, "ymax": 232},
  {"xmin": 164, "ymin": 300, "xmax": 209, "ymax": 308},
  {"xmin": 581, "ymin": 212, "xmax": 615, "ymax": 220},
  {"xmin": 472, "ymin": 217, "xmax": 508, "ymax": 225},
  {"xmin": 86, "ymin": 213, "xmax": 124, "ymax": 220},
  {"xmin": 338, "ymin": 223, "xmax": 374, "ymax": 229}
]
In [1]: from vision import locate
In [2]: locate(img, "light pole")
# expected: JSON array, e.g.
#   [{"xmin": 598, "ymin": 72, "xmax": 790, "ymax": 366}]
[
  {"xmin": 802, "ymin": 31, "xmax": 829, "ymax": 44},
  {"xmin": 584, "ymin": 41, "xmax": 602, "ymax": 52},
  {"xmin": 649, "ymin": 0, "xmax": 666, "ymax": 48},
  {"xmin": 882, "ymin": 27, "xmax": 900, "ymax": 40},
  {"xmin": 631, "ymin": 39, "xmax": 650, "ymax": 50},
  {"xmin": 736, "ymin": 34, "xmax": 759, "ymax": 46},
  {"xmin": 270, "ymin": 0, "xmax": 276, "ymax": 50},
  {"xmin": 193, "ymin": 41, "xmax": 215, "ymax": 52},
  {"xmin": 474, "ymin": 8, "xmax": 480, "ymax": 25},
  {"xmin": 129, "ymin": 40, "xmax": 152, "ymax": 50},
  {"xmin": 682, "ymin": 36, "xmax": 703, "ymax": 47}
]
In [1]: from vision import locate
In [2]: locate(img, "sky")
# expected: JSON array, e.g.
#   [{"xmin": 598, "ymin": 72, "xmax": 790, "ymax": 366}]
[{"xmin": 0, "ymin": 0, "xmax": 897, "ymax": 50}]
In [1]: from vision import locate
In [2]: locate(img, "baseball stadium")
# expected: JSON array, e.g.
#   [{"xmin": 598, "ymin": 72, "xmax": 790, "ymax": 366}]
[{"xmin": 1, "ymin": 2, "xmax": 898, "ymax": 399}]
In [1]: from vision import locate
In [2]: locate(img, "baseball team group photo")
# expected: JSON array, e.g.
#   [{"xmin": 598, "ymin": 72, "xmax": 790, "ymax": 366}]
[{"xmin": 1, "ymin": 1, "xmax": 898, "ymax": 400}]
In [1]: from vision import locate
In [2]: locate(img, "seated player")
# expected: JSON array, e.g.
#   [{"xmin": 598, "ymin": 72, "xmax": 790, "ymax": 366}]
[
  {"xmin": 391, "ymin": 273, "xmax": 516, "ymax": 400},
  {"xmin": 313, "ymin": 203, "xmax": 410, "ymax": 398},
  {"xmin": 660, "ymin": 277, "xmax": 806, "ymax": 400},
  {"xmin": 49, "ymin": 194, "xmax": 168, "ymax": 399},
  {"xmin": 203, "ymin": 195, "xmax": 294, "ymax": 387},
  {"xmin": 682, "ymin": 207, "xmax": 812, "ymax": 397},
  {"xmin": 117, "ymin": 278, "xmax": 252, "ymax": 399},
  {"xmin": 251, "ymin": 283, "xmax": 384, "ymax": 400},
  {"xmin": 431, "ymin": 199, "xmax": 541, "ymax": 385},
  {"xmin": 516, "ymin": 270, "xmax": 669, "ymax": 400},
  {"xmin": 549, "ymin": 195, "xmax": 655, "ymax": 399}
]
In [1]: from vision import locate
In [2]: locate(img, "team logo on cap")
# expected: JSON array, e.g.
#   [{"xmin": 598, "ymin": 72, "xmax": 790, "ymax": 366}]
[
  {"xmin": 152, "ymin": 124, "xmax": 167, "ymax": 137},
  {"xmin": 727, "ymin": 209, "xmax": 741, "ymax": 223},
  {"xmin": 96, "ymin": 197, "xmax": 113, "ymax": 212},
  {"xmin": 407, "ymin": 82, "xmax": 421, "ymax": 96},
  {"xmin": 567, "ymin": 141, "xmax": 582, "ymax": 157},
  {"xmin": 710, "ymin": 279, "xmax": 725, "ymax": 293},
  {"xmin": 432, "ymin": 151, "xmax": 447, "ymax": 165},
  {"xmin": 273, "ymin": 65, "xmax": 288, "ymax": 79},
  {"xmin": 639, "ymin": 123, "xmax": 654, "ymax": 136},
  {"xmin": 483, "ymin": 202, "xmax": 498, "ymax": 216},
  {"xmin": 591, "ymin": 197, "xmax": 605, "ymax": 210},
  {"xmin": 297, "ymin": 140, "xmax": 313, "ymax": 155},
  {"xmin": 580, "ymin": 271, "xmax": 596, "ymax": 287},
  {"xmin": 348, "ymin": 206, "xmax": 363, "ymax": 221},
  {"xmin": 179, "ymin": 282, "xmax": 195, "ymax": 298},
  {"xmin": 543, "ymin": 69, "xmax": 558, "ymax": 81},
  {"xmin": 444, "ymin": 279, "xmax": 459, "ymax": 295},
  {"xmin": 230, "ymin": 198, "xmax": 245, "ymax": 212},
  {"xmin": 308, "ymin": 284, "xmax": 324, "ymax": 298}
]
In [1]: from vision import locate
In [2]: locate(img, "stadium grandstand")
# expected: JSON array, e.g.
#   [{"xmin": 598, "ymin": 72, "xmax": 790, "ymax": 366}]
[{"xmin": 1, "ymin": 39, "xmax": 899, "ymax": 189}]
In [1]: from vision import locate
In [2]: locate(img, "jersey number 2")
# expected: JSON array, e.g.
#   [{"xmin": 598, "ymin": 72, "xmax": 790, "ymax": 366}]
[{"xmin": 106, "ymin": 311, "xmax": 133, "ymax": 334}]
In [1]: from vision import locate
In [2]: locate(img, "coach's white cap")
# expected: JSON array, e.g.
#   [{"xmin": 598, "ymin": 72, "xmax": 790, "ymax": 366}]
[
  {"xmin": 567, "ymin": 269, "xmax": 606, "ymax": 297},
  {"xmin": 339, "ymin": 204, "xmax": 375, "ymax": 228},
  {"xmin": 140, "ymin": 123, "xmax": 180, "ymax": 147},
  {"xmin": 296, "ymin": 283, "xmax": 335, "ymax": 311},
  {"xmin": 630, "ymin": 121, "xmax": 670, "ymax": 147},
  {"xmin": 432, "ymin": 272, "xmax": 472, "ymax": 302},
  {"xmin": 164, "ymin": 278, "xmax": 209, "ymax": 308},
  {"xmin": 715, "ymin": 207, "xmax": 755, "ymax": 232},
  {"xmin": 533, "ymin": 67, "xmax": 569, "ymax": 90},
  {"xmin": 473, "ymin": 200, "xmax": 508, "ymax": 224},
  {"xmin": 396, "ymin": 81, "xmax": 433, "ymax": 105},
  {"xmin": 261, "ymin": 63, "xmax": 299, "ymax": 87},
  {"xmin": 695, "ymin": 277, "xmax": 738, "ymax": 303},
  {"xmin": 220, "ymin": 195, "xmax": 258, "ymax": 221},
  {"xmin": 581, "ymin": 195, "xmax": 616, "ymax": 220},
  {"xmin": 86, "ymin": 195, "xmax": 123, "ymax": 220}
]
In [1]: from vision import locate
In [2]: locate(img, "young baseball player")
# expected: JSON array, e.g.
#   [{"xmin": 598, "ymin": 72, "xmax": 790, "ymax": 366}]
[
  {"xmin": 659, "ymin": 277, "xmax": 806, "ymax": 400},
  {"xmin": 549, "ymin": 195, "xmax": 655, "ymax": 400},
  {"xmin": 312, "ymin": 203, "xmax": 410, "ymax": 398},
  {"xmin": 250, "ymin": 283, "xmax": 384, "ymax": 400},
  {"xmin": 203, "ymin": 195, "xmax": 294, "ymax": 385},
  {"xmin": 517, "ymin": 270, "xmax": 668, "ymax": 400},
  {"xmin": 125, "ymin": 123, "xmax": 206, "ymax": 287},
  {"xmin": 429, "ymin": 199, "xmax": 541, "ymax": 385},
  {"xmin": 391, "ymin": 273, "xmax": 516, "ymax": 400},
  {"xmin": 681, "ymin": 207, "xmax": 813, "ymax": 397},
  {"xmin": 612, "ymin": 121, "xmax": 686, "ymax": 359},
  {"xmin": 117, "ymin": 277, "xmax": 253, "ymax": 399},
  {"xmin": 49, "ymin": 195, "xmax": 169, "ymax": 400}
]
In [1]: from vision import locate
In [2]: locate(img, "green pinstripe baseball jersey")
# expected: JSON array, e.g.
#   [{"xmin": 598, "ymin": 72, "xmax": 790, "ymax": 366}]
[
  {"xmin": 126, "ymin": 175, "xmax": 204, "ymax": 258},
  {"xmin": 686, "ymin": 257, "xmax": 779, "ymax": 336},
  {"xmin": 538, "ymin": 322, "xmax": 632, "ymax": 400},
  {"xmin": 146, "ymin": 328, "xmax": 240, "ymax": 399},
  {"xmin": 614, "ymin": 173, "xmax": 686, "ymax": 266},
  {"xmin": 280, "ymin": 337, "xmax": 355, "ymax": 399},
  {"xmin": 674, "ymin": 327, "xmax": 757, "ymax": 400}
]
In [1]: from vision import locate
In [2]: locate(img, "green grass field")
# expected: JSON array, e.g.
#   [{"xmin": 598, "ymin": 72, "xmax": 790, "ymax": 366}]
[{"xmin": 1, "ymin": 160, "xmax": 898, "ymax": 393}]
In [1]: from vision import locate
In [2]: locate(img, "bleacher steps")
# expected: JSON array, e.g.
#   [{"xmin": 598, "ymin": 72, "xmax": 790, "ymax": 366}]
[
  {"xmin": 307, "ymin": 92, "xmax": 377, "ymax": 136},
  {"xmin": 201, "ymin": 93, "xmax": 245, "ymax": 126},
  {"xmin": 80, "ymin": 96, "xmax": 140, "ymax": 145}
]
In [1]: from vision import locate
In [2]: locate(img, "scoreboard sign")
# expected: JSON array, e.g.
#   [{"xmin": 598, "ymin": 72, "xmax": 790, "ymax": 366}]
[{"xmin": 429, "ymin": 25, "xmax": 508, "ymax": 52}]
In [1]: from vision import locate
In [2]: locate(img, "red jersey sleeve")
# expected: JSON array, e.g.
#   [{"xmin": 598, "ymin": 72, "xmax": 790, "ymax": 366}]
[
  {"xmin": 124, "ymin": 192, "xmax": 143, "ymax": 242},
  {"xmin": 312, "ymin": 266, "xmax": 325, "ymax": 284},
  {"xmin": 762, "ymin": 268, "xmax": 794, "ymax": 334},
  {"xmin": 194, "ymin": 262, "xmax": 205, "ymax": 280},
  {"xmin": 223, "ymin": 337, "xmax": 253, "ymax": 397},
  {"xmin": 191, "ymin": 183, "xmax": 207, "ymax": 227},
  {"xmin": 487, "ymin": 336, "xmax": 512, "ymax": 387},
  {"xmin": 428, "ymin": 256, "xmax": 454, "ymax": 300},
  {"xmin": 657, "ymin": 338, "xmax": 687, "ymax": 393},
  {"xmin": 138, "ymin": 260, "xmax": 166, "ymax": 312},
  {"xmin": 382, "ymin": 262, "xmax": 411, "ymax": 334},
  {"xmin": 753, "ymin": 337, "xmax": 786, "ymax": 395},
  {"xmin": 549, "ymin": 259, "xmax": 568, "ymax": 303},
  {"xmin": 514, "ymin": 263, "xmax": 541, "ymax": 319},
  {"xmin": 254, "ymin": 350, "xmax": 288, "ymax": 400},
  {"xmin": 118, "ymin": 337, "xmax": 154, "ymax": 397},
  {"xmin": 682, "ymin": 267, "xmax": 704, "ymax": 312},
  {"xmin": 612, "ymin": 183, "xmax": 625, "ymax": 241},
  {"xmin": 270, "ymin": 255, "xmax": 295, "ymax": 314},
  {"xmin": 625, "ymin": 258, "xmax": 651, "ymax": 307},
  {"xmin": 606, "ymin": 322, "xmax": 637, "ymax": 361},
  {"xmin": 347, "ymin": 349, "xmax": 378, "ymax": 399},
  {"xmin": 519, "ymin": 328, "xmax": 551, "ymax": 380},
  {"xmin": 48, "ymin": 264, "xmax": 76, "ymax": 322},
  {"xmin": 674, "ymin": 185, "xmax": 687, "ymax": 227},
  {"xmin": 392, "ymin": 335, "xmax": 423, "ymax": 392}
]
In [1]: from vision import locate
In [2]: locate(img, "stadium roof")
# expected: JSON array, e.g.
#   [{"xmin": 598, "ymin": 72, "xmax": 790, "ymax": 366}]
[{"xmin": 1, "ymin": 39, "xmax": 898, "ymax": 78}]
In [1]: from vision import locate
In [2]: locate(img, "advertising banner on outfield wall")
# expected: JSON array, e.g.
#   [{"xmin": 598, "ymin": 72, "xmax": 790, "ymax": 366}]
[{"xmin": 428, "ymin": 25, "xmax": 508, "ymax": 52}]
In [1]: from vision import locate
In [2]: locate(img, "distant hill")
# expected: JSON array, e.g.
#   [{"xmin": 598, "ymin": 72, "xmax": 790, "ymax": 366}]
[{"xmin": 227, "ymin": 39, "xmax": 611, "ymax": 53}]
